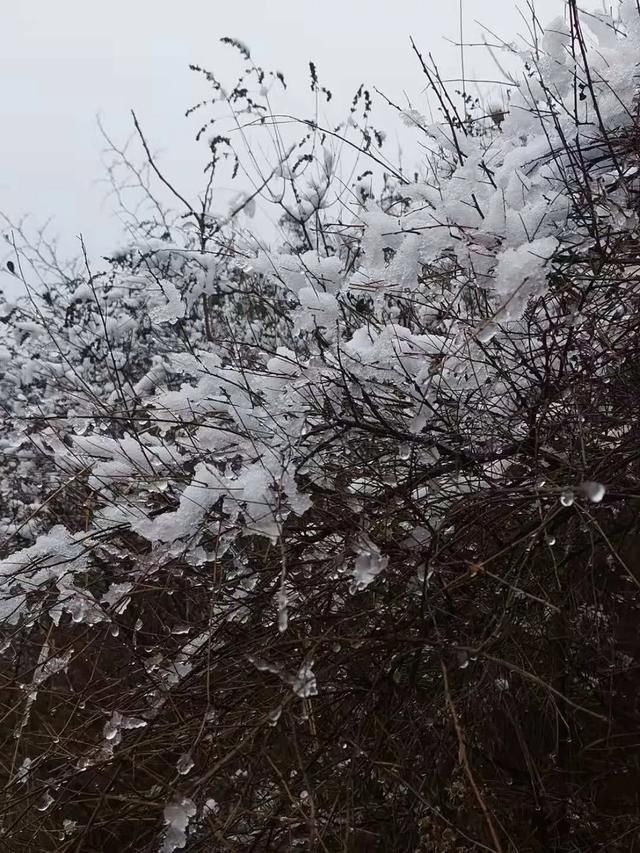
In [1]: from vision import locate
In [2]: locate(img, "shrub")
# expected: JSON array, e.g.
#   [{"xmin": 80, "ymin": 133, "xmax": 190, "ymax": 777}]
[{"xmin": 1, "ymin": 3, "xmax": 640, "ymax": 850}]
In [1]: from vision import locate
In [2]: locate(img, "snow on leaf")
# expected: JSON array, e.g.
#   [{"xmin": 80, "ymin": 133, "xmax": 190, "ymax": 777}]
[{"xmin": 150, "ymin": 282, "xmax": 186, "ymax": 324}]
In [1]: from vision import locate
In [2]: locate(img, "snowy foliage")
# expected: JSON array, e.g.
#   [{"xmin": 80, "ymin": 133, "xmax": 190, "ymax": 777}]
[{"xmin": 2, "ymin": 3, "xmax": 640, "ymax": 850}]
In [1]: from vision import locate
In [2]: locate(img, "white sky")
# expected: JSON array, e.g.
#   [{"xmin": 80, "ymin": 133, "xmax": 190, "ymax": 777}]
[{"xmin": 1, "ymin": 0, "xmax": 564, "ymax": 294}]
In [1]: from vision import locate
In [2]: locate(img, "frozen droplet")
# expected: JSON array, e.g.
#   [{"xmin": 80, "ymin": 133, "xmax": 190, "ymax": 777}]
[
  {"xmin": 268, "ymin": 706, "xmax": 282, "ymax": 726},
  {"xmin": 35, "ymin": 790, "xmax": 54, "ymax": 811},
  {"xmin": 300, "ymin": 790, "xmax": 309, "ymax": 800},
  {"xmin": 581, "ymin": 481, "xmax": 605, "ymax": 503},
  {"xmin": 560, "ymin": 490, "xmax": 574, "ymax": 507},
  {"xmin": 176, "ymin": 753, "xmax": 194, "ymax": 775},
  {"xmin": 104, "ymin": 712, "xmax": 122, "ymax": 741},
  {"xmin": 110, "ymin": 623, "xmax": 120, "ymax": 637},
  {"xmin": 398, "ymin": 443, "xmax": 411, "ymax": 460},
  {"xmin": 546, "ymin": 535, "xmax": 556, "ymax": 546},
  {"xmin": 277, "ymin": 587, "xmax": 288, "ymax": 633},
  {"xmin": 134, "ymin": 618, "xmax": 143, "ymax": 632}
]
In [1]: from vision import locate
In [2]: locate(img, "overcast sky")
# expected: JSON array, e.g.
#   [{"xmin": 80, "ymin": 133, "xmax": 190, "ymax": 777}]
[{"xmin": 1, "ymin": 1, "xmax": 564, "ymax": 295}]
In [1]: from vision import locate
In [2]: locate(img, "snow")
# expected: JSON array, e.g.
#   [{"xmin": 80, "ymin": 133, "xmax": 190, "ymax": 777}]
[
  {"xmin": 176, "ymin": 753, "xmax": 195, "ymax": 776},
  {"xmin": 161, "ymin": 796, "xmax": 197, "ymax": 853},
  {"xmin": 580, "ymin": 481, "xmax": 606, "ymax": 503},
  {"xmin": 291, "ymin": 661, "xmax": 318, "ymax": 698},
  {"xmin": 350, "ymin": 535, "xmax": 389, "ymax": 593},
  {"xmin": 150, "ymin": 282, "xmax": 186, "ymax": 324},
  {"xmin": 0, "ymin": 526, "xmax": 95, "ymax": 624},
  {"xmin": 0, "ymin": 5, "xmax": 638, "ymax": 847}
]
